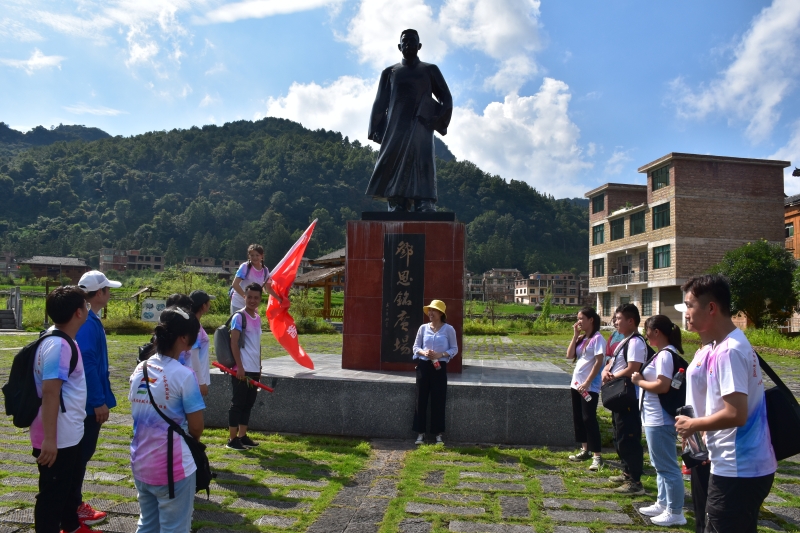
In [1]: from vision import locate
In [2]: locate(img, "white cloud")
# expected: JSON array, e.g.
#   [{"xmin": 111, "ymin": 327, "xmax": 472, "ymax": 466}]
[
  {"xmin": 770, "ymin": 120, "xmax": 800, "ymax": 195},
  {"xmin": 125, "ymin": 26, "xmax": 159, "ymax": 67},
  {"xmin": 205, "ymin": 62, "xmax": 226, "ymax": 75},
  {"xmin": 605, "ymin": 148, "xmax": 633, "ymax": 175},
  {"xmin": 484, "ymin": 55, "xmax": 537, "ymax": 94},
  {"xmin": 670, "ymin": 0, "xmax": 800, "ymax": 143},
  {"xmin": 0, "ymin": 48, "xmax": 65, "ymax": 74},
  {"xmin": 342, "ymin": 0, "xmax": 448, "ymax": 69},
  {"xmin": 199, "ymin": 93, "xmax": 218, "ymax": 107},
  {"xmin": 0, "ymin": 18, "xmax": 43, "ymax": 41},
  {"xmin": 266, "ymin": 75, "xmax": 377, "ymax": 142},
  {"xmin": 200, "ymin": 0, "xmax": 341, "ymax": 24},
  {"xmin": 63, "ymin": 103, "xmax": 127, "ymax": 115},
  {"xmin": 445, "ymin": 77, "xmax": 592, "ymax": 197}
]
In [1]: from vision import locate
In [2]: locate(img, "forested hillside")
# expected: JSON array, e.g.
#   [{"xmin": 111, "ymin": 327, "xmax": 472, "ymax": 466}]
[{"xmin": 0, "ymin": 118, "xmax": 588, "ymax": 274}]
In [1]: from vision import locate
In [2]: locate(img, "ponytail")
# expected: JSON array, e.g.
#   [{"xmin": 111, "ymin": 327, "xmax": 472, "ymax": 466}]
[
  {"xmin": 644, "ymin": 314, "xmax": 684, "ymax": 354},
  {"xmin": 153, "ymin": 306, "xmax": 200, "ymax": 354}
]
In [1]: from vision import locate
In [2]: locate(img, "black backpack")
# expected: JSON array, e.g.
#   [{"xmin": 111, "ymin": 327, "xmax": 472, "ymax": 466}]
[
  {"xmin": 2, "ymin": 330, "xmax": 79, "ymax": 428},
  {"xmin": 639, "ymin": 347, "xmax": 689, "ymax": 417},
  {"xmin": 621, "ymin": 332, "xmax": 656, "ymax": 362}
]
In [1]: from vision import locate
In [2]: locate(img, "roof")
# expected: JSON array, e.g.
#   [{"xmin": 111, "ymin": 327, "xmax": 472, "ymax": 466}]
[
  {"xmin": 20, "ymin": 256, "xmax": 88, "ymax": 267},
  {"xmin": 294, "ymin": 266, "xmax": 345, "ymax": 286},
  {"xmin": 584, "ymin": 183, "xmax": 647, "ymax": 198},
  {"xmin": 311, "ymin": 248, "xmax": 345, "ymax": 264},
  {"xmin": 181, "ymin": 266, "xmax": 231, "ymax": 275},
  {"xmin": 786, "ymin": 193, "xmax": 800, "ymax": 207},
  {"xmin": 638, "ymin": 152, "xmax": 791, "ymax": 174}
]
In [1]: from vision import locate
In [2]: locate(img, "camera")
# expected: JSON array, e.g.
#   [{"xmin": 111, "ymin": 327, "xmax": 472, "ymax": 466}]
[{"xmin": 675, "ymin": 405, "xmax": 695, "ymax": 418}]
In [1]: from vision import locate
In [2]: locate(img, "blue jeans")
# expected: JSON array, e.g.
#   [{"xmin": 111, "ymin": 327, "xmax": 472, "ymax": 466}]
[
  {"xmin": 644, "ymin": 424, "xmax": 684, "ymax": 513},
  {"xmin": 134, "ymin": 471, "xmax": 196, "ymax": 533}
]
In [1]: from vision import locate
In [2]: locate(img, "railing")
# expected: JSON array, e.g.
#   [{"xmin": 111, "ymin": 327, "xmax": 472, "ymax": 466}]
[{"xmin": 607, "ymin": 271, "xmax": 649, "ymax": 286}]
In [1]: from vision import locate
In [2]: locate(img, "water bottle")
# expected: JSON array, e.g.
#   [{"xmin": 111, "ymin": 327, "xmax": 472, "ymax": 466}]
[
  {"xmin": 671, "ymin": 368, "xmax": 685, "ymax": 389},
  {"xmin": 574, "ymin": 381, "xmax": 592, "ymax": 402},
  {"xmin": 675, "ymin": 405, "xmax": 709, "ymax": 456}
]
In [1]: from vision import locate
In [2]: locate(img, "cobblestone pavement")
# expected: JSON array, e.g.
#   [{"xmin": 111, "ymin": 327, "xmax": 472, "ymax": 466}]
[{"xmin": 0, "ymin": 334, "xmax": 797, "ymax": 532}]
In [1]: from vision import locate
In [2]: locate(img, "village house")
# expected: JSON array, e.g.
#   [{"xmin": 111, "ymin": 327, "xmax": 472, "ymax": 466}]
[
  {"xmin": 19, "ymin": 256, "xmax": 89, "ymax": 284},
  {"xmin": 586, "ymin": 152, "xmax": 787, "ymax": 325}
]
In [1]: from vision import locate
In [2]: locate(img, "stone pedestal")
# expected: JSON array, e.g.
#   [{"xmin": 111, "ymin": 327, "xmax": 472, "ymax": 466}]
[{"xmin": 343, "ymin": 216, "xmax": 464, "ymax": 373}]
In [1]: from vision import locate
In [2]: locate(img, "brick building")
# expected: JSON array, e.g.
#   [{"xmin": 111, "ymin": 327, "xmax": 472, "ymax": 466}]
[
  {"xmin": 514, "ymin": 272, "xmax": 582, "ymax": 305},
  {"xmin": 19, "ymin": 256, "xmax": 89, "ymax": 284},
  {"xmin": 99, "ymin": 249, "xmax": 165, "ymax": 272},
  {"xmin": 586, "ymin": 152, "xmax": 788, "ymax": 325},
  {"xmin": 483, "ymin": 268, "xmax": 522, "ymax": 302},
  {"xmin": 0, "ymin": 251, "xmax": 17, "ymax": 278},
  {"xmin": 785, "ymin": 193, "xmax": 800, "ymax": 259}
]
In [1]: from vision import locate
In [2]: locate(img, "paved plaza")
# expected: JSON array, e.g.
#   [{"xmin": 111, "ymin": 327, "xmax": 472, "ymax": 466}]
[{"xmin": 0, "ymin": 334, "xmax": 797, "ymax": 532}]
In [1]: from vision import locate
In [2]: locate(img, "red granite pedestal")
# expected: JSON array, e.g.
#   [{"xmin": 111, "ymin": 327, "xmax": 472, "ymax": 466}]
[{"xmin": 343, "ymin": 219, "xmax": 464, "ymax": 373}]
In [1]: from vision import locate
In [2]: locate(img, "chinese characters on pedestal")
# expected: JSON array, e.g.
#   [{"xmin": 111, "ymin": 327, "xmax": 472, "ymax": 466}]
[{"xmin": 381, "ymin": 234, "xmax": 425, "ymax": 363}]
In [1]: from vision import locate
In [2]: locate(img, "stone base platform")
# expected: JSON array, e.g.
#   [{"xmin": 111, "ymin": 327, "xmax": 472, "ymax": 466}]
[{"xmin": 204, "ymin": 354, "xmax": 574, "ymax": 446}]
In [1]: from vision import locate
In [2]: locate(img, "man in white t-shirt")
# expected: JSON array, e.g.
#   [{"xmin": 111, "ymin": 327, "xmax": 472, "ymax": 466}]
[
  {"xmin": 676, "ymin": 275, "xmax": 775, "ymax": 533},
  {"xmin": 601, "ymin": 303, "xmax": 646, "ymax": 495},
  {"xmin": 226, "ymin": 282, "xmax": 264, "ymax": 451},
  {"xmin": 31, "ymin": 286, "xmax": 90, "ymax": 533}
]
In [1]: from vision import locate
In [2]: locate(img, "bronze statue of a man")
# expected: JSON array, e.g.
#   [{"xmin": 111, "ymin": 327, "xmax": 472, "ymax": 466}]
[{"xmin": 365, "ymin": 29, "xmax": 453, "ymax": 212}]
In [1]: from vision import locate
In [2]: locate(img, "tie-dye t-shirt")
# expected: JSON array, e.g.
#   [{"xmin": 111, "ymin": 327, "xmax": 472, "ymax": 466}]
[
  {"xmin": 571, "ymin": 332, "xmax": 606, "ymax": 393},
  {"xmin": 230, "ymin": 262, "xmax": 270, "ymax": 310},
  {"xmin": 704, "ymin": 328, "xmax": 776, "ymax": 477},
  {"xmin": 129, "ymin": 355, "xmax": 205, "ymax": 485},
  {"xmin": 231, "ymin": 310, "xmax": 262, "ymax": 372},
  {"xmin": 30, "ymin": 332, "xmax": 86, "ymax": 449},
  {"xmin": 177, "ymin": 327, "xmax": 210, "ymax": 386}
]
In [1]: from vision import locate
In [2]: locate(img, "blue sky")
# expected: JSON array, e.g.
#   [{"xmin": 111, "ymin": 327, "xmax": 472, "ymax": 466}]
[{"xmin": 1, "ymin": 0, "xmax": 799, "ymax": 198}]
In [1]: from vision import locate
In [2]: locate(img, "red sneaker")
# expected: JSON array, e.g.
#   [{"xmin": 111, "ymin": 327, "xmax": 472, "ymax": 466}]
[
  {"xmin": 681, "ymin": 464, "xmax": 691, "ymax": 476},
  {"xmin": 77, "ymin": 502, "xmax": 107, "ymax": 525}
]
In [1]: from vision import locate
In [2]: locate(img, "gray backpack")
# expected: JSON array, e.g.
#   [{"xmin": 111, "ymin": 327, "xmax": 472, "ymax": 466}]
[{"xmin": 213, "ymin": 311, "xmax": 246, "ymax": 368}]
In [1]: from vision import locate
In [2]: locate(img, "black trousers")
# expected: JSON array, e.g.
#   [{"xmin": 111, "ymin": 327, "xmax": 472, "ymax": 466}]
[
  {"xmin": 611, "ymin": 406, "xmax": 644, "ymax": 482},
  {"xmin": 33, "ymin": 444, "xmax": 82, "ymax": 533},
  {"xmin": 705, "ymin": 473, "xmax": 774, "ymax": 533},
  {"xmin": 229, "ymin": 372, "xmax": 261, "ymax": 427},
  {"xmin": 691, "ymin": 461, "xmax": 711, "ymax": 533},
  {"xmin": 73, "ymin": 414, "xmax": 102, "ymax": 505},
  {"xmin": 571, "ymin": 389, "xmax": 601, "ymax": 453},
  {"xmin": 412, "ymin": 360, "xmax": 447, "ymax": 435}
]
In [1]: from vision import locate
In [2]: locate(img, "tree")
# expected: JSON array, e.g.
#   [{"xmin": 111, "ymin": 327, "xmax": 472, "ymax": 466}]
[
  {"xmin": 709, "ymin": 239, "xmax": 797, "ymax": 328},
  {"xmin": 164, "ymin": 239, "xmax": 179, "ymax": 265}
]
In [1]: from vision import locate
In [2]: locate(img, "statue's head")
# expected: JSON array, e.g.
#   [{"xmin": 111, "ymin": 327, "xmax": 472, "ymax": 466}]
[{"xmin": 398, "ymin": 29, "xmax": 421, "ymax": 59}]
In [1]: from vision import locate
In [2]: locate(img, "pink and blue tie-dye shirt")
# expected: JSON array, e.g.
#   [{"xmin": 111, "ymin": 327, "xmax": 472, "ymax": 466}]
[
  {"xmin": 30, "ymin": 332, "xmax": 86, "ymax": 449},
  {"xmin": 129, "ymin": 355, "xmax": 205, "ymax": 485},
  {"xmin": 704, "ymin": 328, "xmax": 776, "ymax": 477}
]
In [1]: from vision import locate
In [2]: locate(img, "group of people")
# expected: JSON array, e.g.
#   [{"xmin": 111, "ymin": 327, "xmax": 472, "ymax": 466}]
[
  {"xmin": 28, "ymin": 244, "xmax": 283, "ymax": 533},
  {"xmin": 567, "ymin": 274, "xmax": 777, "ymax": 532}
]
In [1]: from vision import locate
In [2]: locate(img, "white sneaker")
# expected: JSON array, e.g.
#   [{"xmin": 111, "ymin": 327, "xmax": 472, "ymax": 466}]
[
  {"xmin": 589, "ymin": 456, "xmax": 603, "ymax": 471},
  {"xmin": 651, "ymin": 510, "xmax": 687, "ymax": 527},
  {"xmin": 639, "ymin": 502, "xmax": 666, "ymax": 517},
  {"xmin": 435, "ymin": 434, "xmax": 444, "ymax": 444},
  {"xmin": 415, "ymin": 434, "xmax": 424, "ymax": 445}
]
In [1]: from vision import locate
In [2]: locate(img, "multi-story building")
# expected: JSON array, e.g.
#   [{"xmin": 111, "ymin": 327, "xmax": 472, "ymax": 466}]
[
  {"xmin": 99, "ymin": 249, "xmax": 165, "ymax": 272},
  {"xmin": 586, "ymin": 152, "xmax": 787, "ymax": 325},
  {"xmin": 185, "ymin": 256, "xmax": 215, "ymax": 267},
  {"xmin": 578, "ymin": 272, "xmax": 591, "ymax": 306},
  {"xmin": 785, "ymin": 193, "xmax": 800, "ymax": 259},
  {"xmin": 514, "ymin": 272, "xmax": 582, "ymax": 306},
  {"xmin": 465, "ymin": 271, "xmax": 485, "ymax": 301},
  {"xmin": 483, "ymin": 268, "xmax": 522, "ymax": 302}
]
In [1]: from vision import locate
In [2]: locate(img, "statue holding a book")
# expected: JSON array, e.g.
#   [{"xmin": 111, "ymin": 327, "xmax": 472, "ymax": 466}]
[{"xmin": 365, "ymin": 29, "xmax": 453, "ymax": 213}]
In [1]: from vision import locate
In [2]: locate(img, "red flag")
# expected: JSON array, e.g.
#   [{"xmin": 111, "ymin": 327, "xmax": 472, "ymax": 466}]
[{"xmin": 266, "ymin": 219, "xmax": 317, "ymax": 369}]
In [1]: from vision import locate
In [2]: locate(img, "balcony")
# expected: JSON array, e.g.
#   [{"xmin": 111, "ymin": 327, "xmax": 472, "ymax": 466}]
[{"xmin": 608, "ymin": 271, "xmax": 649, "ymax": 286}]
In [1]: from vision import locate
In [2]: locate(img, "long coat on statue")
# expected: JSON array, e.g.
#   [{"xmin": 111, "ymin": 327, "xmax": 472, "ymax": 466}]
[{"xmin": 365, "ymin": 57, "xmax": 453, "ymax": 201}]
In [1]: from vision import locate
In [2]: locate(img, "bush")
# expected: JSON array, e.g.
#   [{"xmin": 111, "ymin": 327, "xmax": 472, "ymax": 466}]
[
  {"xmin": 295, "ymin": 317, "xmax": 338, "ymax": 334},
  {"xmin": 463, "ymin": 320, "xmax": 508, "ymax": 335},
  {"xmin": 100, "ymin": 318, "xmax": 155, "ymax": 335}
]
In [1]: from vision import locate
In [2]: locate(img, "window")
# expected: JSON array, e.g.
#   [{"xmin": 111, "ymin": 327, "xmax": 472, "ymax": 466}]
[
  {"xmin": 611, "ymin": 218, "xmax": 624, "ymax": 241},
  {"xmin": 787, "ymin": 223, "xmax": 795, "ymax": 238},
  {"xmin": 630, "ymin": 211, "xmax": 645, "ymax": 236},
  {"xmin": 602, "ymin": 293, "xmax": 611, "ymax": 316},
  {"xmin": 652, "ymin": 165, "xmax": 670, "ymax": 191},
  {"xmin": 653, "ymin": 245, "xmax": 671, "ymax": 269},
  {"xmin": 570, "ymin": 298, "xmax": 575, "ymax": 304},
  {"xmin": 592, "ymin": 224, "xmax": 605, "ymax": 245},
  {"xmin": 652, "ymin": 203, "xmax": 670, "ymax": 230},
  {"xmin": 620, "ymin": 296, "xmax": 631, "ymax": 305},
  {"xmin": 592, "ymin": 258, "xmax": 605, "ymax": 278},
  {"xmin": 592, "ymin": 194, "xmax": 605, "ymax": 214},
  {"xmin": 642, "ymin": 288, "xmax": 652, "ymax": 315}
]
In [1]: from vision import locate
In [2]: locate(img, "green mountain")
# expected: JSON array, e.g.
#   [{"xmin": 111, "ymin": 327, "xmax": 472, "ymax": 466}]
[{"xmin": 0, "ymin": 118, "xmax": 588, "ymax": 274}]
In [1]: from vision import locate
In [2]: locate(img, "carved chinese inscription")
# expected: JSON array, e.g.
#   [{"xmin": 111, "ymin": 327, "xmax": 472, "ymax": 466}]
[{"xmin": 381, "ymin": 233, "xmax": 425, "ymax": 363}]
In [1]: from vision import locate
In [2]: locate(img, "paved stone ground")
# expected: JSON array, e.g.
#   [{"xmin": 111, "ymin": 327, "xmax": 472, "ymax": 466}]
[{"xmin": 0, "ymin": 334, "xmax": 797, "ymax": 532}]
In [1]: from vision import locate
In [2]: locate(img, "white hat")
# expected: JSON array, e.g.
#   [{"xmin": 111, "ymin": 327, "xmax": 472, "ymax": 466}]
[
  {"xmin": 79, "ymin": 270, "xmax": 122, "ymax": 292},
  {"xmin": 674, "ymin": 303, "xmax": 687, "ymax": 313}
]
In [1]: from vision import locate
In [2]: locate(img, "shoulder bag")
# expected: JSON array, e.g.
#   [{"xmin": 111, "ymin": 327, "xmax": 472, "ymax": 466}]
[
  {"xmin": 142, "ymin": 362, "xmax": 215, "ymax": 498},
  {"xmin": 601, "ymin": 334, "xmax": 641, "ymax": 412},
  {"xmin": 756, "ymin": 352, "xmax": 800, "ymax": 461}
]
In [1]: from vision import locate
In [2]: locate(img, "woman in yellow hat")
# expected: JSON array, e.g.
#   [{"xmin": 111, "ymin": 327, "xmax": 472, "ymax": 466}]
[{"xmin": 411, "ymin": 299, "xmax": 458, "ymax": 445}]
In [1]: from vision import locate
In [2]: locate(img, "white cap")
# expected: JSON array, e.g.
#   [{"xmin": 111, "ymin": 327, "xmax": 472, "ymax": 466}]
[
  {"xmin": 674, "ymin": 303, "xmax": 687, "ymax": 313},
  {"xmin": 78, "ymin": 270, "xmax": 122, "ymax": 292}
]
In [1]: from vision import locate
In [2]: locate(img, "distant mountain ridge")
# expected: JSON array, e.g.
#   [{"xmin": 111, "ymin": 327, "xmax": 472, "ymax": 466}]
[{"xmin": 0, "ymin": 118, "xmax": 588, "ymax": 274}]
